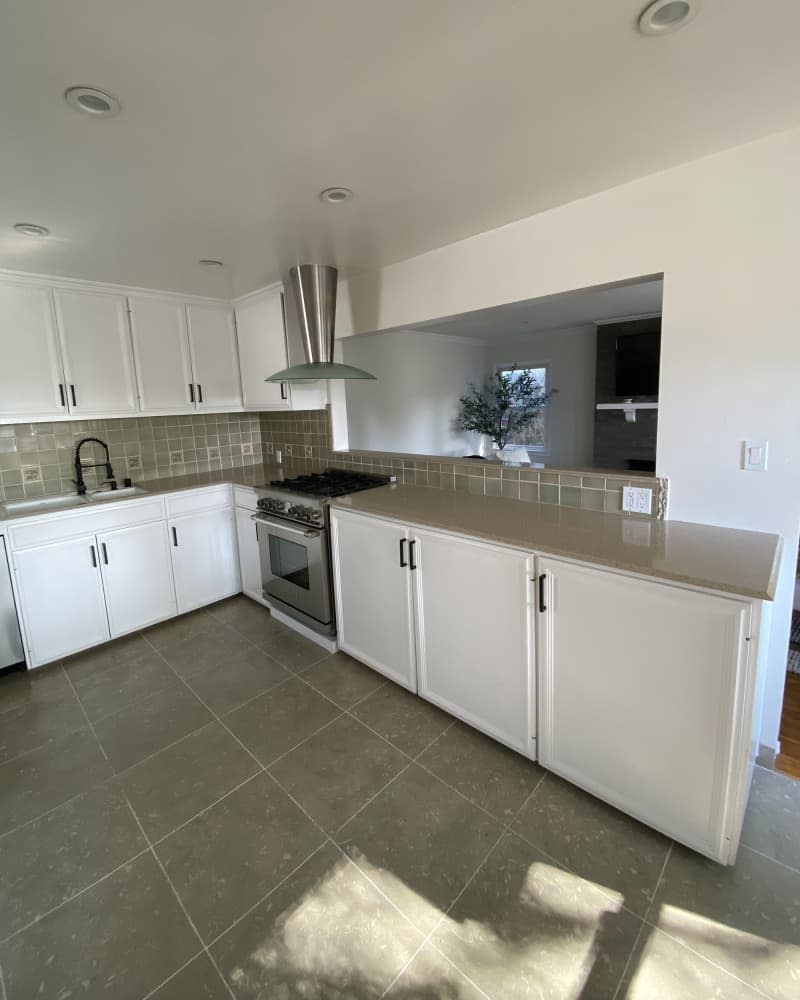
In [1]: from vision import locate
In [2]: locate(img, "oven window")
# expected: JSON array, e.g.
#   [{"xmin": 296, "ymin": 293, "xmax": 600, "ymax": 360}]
[{"xmin": 268, "ymin": 534, "xmax": 310, "ymax": 590}]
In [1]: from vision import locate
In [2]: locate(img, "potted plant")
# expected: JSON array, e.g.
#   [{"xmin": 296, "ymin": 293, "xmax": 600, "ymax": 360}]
[{"xmin": 458, "ymin": 366, "xmax": 555, "ymax": 460}]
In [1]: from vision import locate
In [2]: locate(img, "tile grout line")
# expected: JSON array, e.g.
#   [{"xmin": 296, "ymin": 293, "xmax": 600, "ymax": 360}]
[
  {"xmin": 122, "ymin": 797, "xmax": 237, "ymax": 1000},
  {"xmin": 138, "ymin": 947, "xmax": 207, "ymax": 1000},
  {"xmin": 59, "ymin": 663, "xmax": 110, "ymax": 761},
  {"xmin": 0, "ymin": 718, "xmax": 91, "ymax": 771},
  {"xmin": 739, "ymin": 841, "xmax": 800, "ymax": 877}
]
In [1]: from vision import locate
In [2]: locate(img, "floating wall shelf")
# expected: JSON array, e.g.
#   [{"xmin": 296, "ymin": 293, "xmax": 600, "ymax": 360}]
[{"xmin": 595, "ymin": 400, "xmax": 659, "ymax": 423}]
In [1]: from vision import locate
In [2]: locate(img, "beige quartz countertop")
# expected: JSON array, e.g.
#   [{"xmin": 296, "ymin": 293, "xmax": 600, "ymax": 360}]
[{"xmin": 330, "ymin": 485, "xmax": 782, "ymax": 601}]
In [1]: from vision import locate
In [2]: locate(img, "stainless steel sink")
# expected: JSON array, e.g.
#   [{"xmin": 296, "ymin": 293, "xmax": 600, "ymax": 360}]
[
  {"xmin": 86, "ymin": 486, "xmax": 149, "ymax": 502},
  {"xmin": 3, "ymin": 495, "xmax": 87, "ymax": 514}
]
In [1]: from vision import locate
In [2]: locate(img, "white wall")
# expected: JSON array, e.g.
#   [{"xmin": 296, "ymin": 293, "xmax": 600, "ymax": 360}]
[
  {"xmin": 334, "ymin": 128, "xmax": 800, "ymax": 753},
  {"xmin": 484, "ymin": 325, "xmax": 597, "ymax": 467},
  {"xmin": 341, "ymin": 330, "xmax": 485, "ymax": 456}
]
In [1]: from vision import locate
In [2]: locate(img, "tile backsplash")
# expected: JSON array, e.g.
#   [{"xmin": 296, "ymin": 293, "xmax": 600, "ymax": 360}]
[
  {"xmin": 0, "ymin": 413, "xmax": 262, "ymax": 502},
  {"xmin": 261, "ymin": 407, "xmax": 669, "ymax": 518}
]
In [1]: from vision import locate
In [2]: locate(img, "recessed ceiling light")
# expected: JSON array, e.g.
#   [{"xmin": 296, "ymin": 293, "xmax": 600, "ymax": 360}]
[
  {"xmin": 638, "ymin": 0, "xmax": 699, "ymax": 35},
  {"xmin": 320, "ymin": 187, "xmax": 354, "ymax": 204},
  {"xmin": 13, "ymin": 223, "xmax": 50, "ymax": 238},
  {"xmin": 64, "ymin": 86, "xmax": 121, "ymax": 117},
  {"xmin": 198, "ymin": 258, "xmax": 224, "ymax": 268}
]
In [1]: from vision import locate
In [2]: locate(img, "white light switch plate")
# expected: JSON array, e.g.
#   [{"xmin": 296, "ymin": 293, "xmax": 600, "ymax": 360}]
[
  {"xmin": 743, "ymin": 440, "xmax": 768, "ymax": 472},
  {"xmin": 622, "ymin": 486, "xmax": 653, "ymax": 515}
]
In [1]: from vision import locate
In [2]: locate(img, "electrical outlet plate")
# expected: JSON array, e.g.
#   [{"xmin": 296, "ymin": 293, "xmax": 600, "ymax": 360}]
[{"xmin": 622, "ymin": 486, "xmax": 653, "ymax": 515}]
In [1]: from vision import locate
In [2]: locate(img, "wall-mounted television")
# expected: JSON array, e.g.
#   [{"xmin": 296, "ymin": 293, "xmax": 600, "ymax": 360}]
[{"xmin": 615, "ymin": 329, "xmax": 661, "ymax": 397}]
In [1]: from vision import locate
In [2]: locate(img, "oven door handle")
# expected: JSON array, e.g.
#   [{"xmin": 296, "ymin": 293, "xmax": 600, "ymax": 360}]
[{"xmin": 251, "ymin": 513, "xmax": 322, "ymax": 539}]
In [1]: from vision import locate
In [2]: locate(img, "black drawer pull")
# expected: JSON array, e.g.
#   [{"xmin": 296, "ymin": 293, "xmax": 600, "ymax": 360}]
[
  {"xmin": 101, "ymin": 543, "xmax": 108, "ymax": 565},
  {"xmin": 172, "ymin": 526, "xmax": 178, "ymax": 547},
  {"xmin": 189, "ymin": 383, "xmax": 195, "ymax": 403},
  {"xmin": 409, "ymin": 540, "xmax": 417, "ymax": 571},
  {"xmin": 58, "ymin": 383, "xmax": 66, "ymax": 407},
  {"xmin": 538, "ymin": 573, "xmax": 547, "ymax": 613},
  {"xmin": 90, "ymin": 545, "xmax": 97, "ymax": 568},
  {"xmin": 399, "ymin": 538, "xmax": 407, "ymax": 567},
  {"xmin": 70, "ymin": 384, "xmax": 77, "ymax": 407}
]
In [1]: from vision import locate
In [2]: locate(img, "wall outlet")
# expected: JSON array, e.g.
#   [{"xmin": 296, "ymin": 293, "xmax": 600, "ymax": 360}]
[
  {"xmin": 742, "ymin": 439, "xmax": 768, "ymax": 472},
  {"xmin": 304, "ymin": 444, "xmax": 313, "ymax": 458},
  {"xmin": 169, "ymin": 450, "xmax": 183, "ymax": 464},
  {"xmin": 21, "ymin": 465, "xmax": 42, "ymax": 484},
  {"xmin": 241, "ymin": 442, "xmax": 253, "ymax": 457},
  {"xmin": 207, "ymin": 446, "xmax": 220, "ymax": 460},
  {"xmin": 622, "ymin": 486, "xmax": 653, "ymax": 515},
  {"xmin": 284, "ymin": 445, "xmax": 293, "ymax": 457},
  {"xmin": 264, "ymin": 442, "xmax": 274, "ymax": 455},
  {"xmin": 126, "ymin": 455, "xmax": 142, "ymax": 471}
]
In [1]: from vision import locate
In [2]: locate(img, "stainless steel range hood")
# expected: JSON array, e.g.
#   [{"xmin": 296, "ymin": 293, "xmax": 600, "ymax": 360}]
[{"xmin": 265, "ymin": 264, "xmax": 375, "ymax": 382}]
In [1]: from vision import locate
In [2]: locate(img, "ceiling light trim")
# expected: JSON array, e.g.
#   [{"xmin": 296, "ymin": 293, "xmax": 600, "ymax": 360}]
[
  {"xmin": 13, "ymin": 223, "xmax": 50, "ymax": 238},
  {"xmin": 319, "ymin": 187, "xmax": 354, "ymax": 204},
  {"xmin": 638, "ymin": 0, "xmax": 699, "ymax": 35},
  {"xmin": 64, "ymin": 86, "xmax": 121, "ymax": 117}
]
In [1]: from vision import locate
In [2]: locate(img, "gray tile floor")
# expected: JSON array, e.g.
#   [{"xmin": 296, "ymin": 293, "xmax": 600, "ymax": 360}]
[{"xmin": 0, "ymin": 594, "xmax": 798, "ymax": 999}]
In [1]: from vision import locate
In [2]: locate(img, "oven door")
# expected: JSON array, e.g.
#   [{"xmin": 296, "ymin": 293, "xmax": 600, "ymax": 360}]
[{"xmin": 254, "ymin": 513, "xmax": 332, "ymax": 627}]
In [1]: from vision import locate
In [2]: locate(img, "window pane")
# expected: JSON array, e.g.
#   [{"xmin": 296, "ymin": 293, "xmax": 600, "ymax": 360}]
[{"xmin": 498, "ymin": 366, "xmax": 548, "ymax": 448}]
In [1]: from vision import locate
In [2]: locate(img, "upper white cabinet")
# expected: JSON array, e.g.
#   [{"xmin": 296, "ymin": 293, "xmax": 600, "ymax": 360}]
[
  {"xmin": 128, "ymin": 295, "xmax": 194, "ymax": 413},
  {"xmin": 536, "ymin": 555, "xmax": 755, "ymax": 863},
  {"xmin": 331, "ymin": 509, "xmax": 417, "ymax": 691},
  {"xmin": 0, "ymin": 281, "xmax": 67, "ymax": 420},
  {"xmin": 414, "ymin": 527, "xmax": 535, "ymax": 755},
  {"xmin": 185, "ymin": 303, "xmax": 242, "ymax": 410},
  {"xmin": 235, "ymin": 289, "xmax": 291, "ymax": 410},
  {"xmin": 52, "ymin": 288, "xmax": 139, "ymax": 415}
]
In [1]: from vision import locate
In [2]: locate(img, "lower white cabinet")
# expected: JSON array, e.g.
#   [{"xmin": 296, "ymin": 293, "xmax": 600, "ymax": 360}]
[
  {"xmin": 331, "ymin": 509, "xmax": 416, "ymax": 690},
  {"xmin": 169, "ymin": 506, "xmax": 240, "ymax": 613},
  {"xmin": 13, "ymin": 536, "xmax": 110, "ymax": 665},
  {"xmin": 97, "ymin": 520, "xmax": 176, "ymax": 636},
  {"xmin": 235, "ymin": 505, "xmax": 265, "ymax": 602},
  {"xmin": 536, "ymin": 556, "xmax": 755, "ymax": 863},
  {"xmin": 414, "ymin": 528, "xmax": 535, "ymax": 754}
]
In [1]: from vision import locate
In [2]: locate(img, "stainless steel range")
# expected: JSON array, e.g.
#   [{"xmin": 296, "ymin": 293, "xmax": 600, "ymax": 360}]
[{"xmin": 254, "ymin": 468, "xmax": 392, "ymax": 636}]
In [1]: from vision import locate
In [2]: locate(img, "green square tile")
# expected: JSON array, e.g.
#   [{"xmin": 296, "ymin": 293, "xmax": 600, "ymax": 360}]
[
  {"xmin": 560, "ymin": 486, "xmax": 581, "ymax": 507},
  {"xmin": 540, "ymin": 484, "xmax": 558, "ymax": 504}
]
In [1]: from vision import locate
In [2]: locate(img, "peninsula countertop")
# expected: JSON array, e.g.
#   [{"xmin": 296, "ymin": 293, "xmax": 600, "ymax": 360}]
[{"xmin": 330, "ymin": 485, "xmax": 782, "ymax": 601}]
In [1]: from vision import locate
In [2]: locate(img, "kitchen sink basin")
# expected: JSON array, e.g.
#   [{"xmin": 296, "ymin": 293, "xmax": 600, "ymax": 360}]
[{"xmin": 86, "ymin": 486, "xmax": 149, "ymax": 502}]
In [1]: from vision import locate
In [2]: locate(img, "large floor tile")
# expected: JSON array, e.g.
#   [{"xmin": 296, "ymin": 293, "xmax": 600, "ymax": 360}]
[
  {"xmin": 512, "ymin": 774, "xmax": 671, "ymax": 917},
  {"xmin": 270, "ymin": 714, "xmax": 408, "ymax": 832},
  {"xmin": 0, "ymin": 852, "xmax": 198, "ymax": 999},
  {"xmin": 62, "ymin": 632, "xmax": 153, "ymax": 683},
  {"xmin": 302, "ymin": 651, "xmax": 387, "ymax": 709},
  {"xmin": 207, "ymin": 595, "xmax": 289, "ymax": 645},
  {"xmin": 619, "ymin": 924, "xmax": 767, "ymax": 999},
  {"xmin": 0, "ymin": 727, "xmax": 112, "ymax": 835},
  {"xmin": 120, "ymin": 721, "xmax": 260, "ymax": 842},
  {"xmin": 351, "ymin": 681, "xmax": 454, "ymax": 758},
  {"xmin": 0, "ymin": 687, "xmax": 86, "ymax": 764},
  {"xmin": 431, "ymin": 831, "xmax": 642, "ymax": 1000},
  {"xmin": 157, "ymin": 627, "xmax": 256, "ymax": 680},
  {"xmin": 71, "ymin": 649, "xmax": 178, "ymax": 722},
  {"xmin": 143, "ymin": 608, "xmax": 219, "ymax": 651},
  {"xmin": 336, "ymin": 764, "xmax": 504, "ymax": 935},
  {"xmin": 740, "ymin": 764, "xmax": 800, "ymax": 872},
  {"xmin": 148, "ymin": 953, "xmax": 230, "ymax": 1000},
  {"xmin": 156, "ymin": 771, "xmax": 326, "ymax": 941},
  {"xmin": 225, "ymin": 676, "xmax": 340, "ymax": 766},
  {"xmin": 93, "ymin": 682, "xmax": 213, "ymax": 772},
  {"xmin": 183, "ymin": 643, "xmax": 289, "ymax": 715},
  {"xmin": 0, "ymin": 662, "xmax": 71, "ymax": 715},
  {"xmin": 383, "ymin": 944, "xmax": 490, "ymax": 999},
  {"xmin": 418, "ymin": 722, "xmax": 544, "ymax": 821},
  {"xmin": 259, "ymin": 629, "xmax": 330, "ymax": 672},
  {"xmin": 211, "ymin": 842, "xmax": 423, "ymax": 999},
  {"xmin": 650, "ymin": 842, "xmax": 800, "ymax": 999},
  {"xmin": 0, "ymin": 783, "xmax": 146, "ymax": 940}
]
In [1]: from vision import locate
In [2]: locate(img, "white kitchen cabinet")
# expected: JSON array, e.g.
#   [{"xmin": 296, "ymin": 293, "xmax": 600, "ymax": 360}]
[
  {"xmin": 0, "ymin": 281, "xmax": 67, "ymax": 420},
  {"xmin": 128, "ymin": 295, "xmax": 194, "ymax": 413},
  {"xmin": 331, "ymin": 509, "xmax": 417, "ymax": 691},
  {"xmin": 235, "ymin": 505, "xmax": 265, "ymax": 603},
  {"xmin": 12, "ymin": 536, "xmax": 110, "ymax": 665},
  {"xmin": 185, "ymin": 303, "xmax": 242, "ymax": 410},
  {"xmin": 97, "ymin": 520, "xmax": 177, "ymax": 636},
  {"xmin": 536, "ymin": 555, "xmax": 755, "ymax": 863},
  {"xmin": 413, "ymin": 528, "xmax": 535, "ymax": 755},
  {"xmin": 52, "ymin": 288, "xmax": 139, "ymax": 415},
  {"xmin": 169, "ymin": 506, "xmax": 240, "ymax": 613},
  {"xmin": 235, "ymin": 289, "xmax": 291, "ymax": 410}
]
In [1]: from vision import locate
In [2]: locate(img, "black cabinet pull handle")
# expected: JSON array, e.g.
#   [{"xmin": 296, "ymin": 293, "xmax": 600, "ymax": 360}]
[
  {"xmin": 101, "ymin": 543, "xmax": 108, "ymax": 565},
  {"xmin": 189, "ymin": 383, "xmax": 195, "ymax": 403},
  {"xmin": 197, "ymin": 384, "xmax": 203, "ymax": 403},
  {"xmin": 538, "ymin": 573, "xmax": 547, "ymax": 613},
  {"xmin": 399, "ymin": 538, "xmax": 407, "ymax": 567},
  {"xmin": 70, "ymin": 384, "xmax": 77, "ymax": 407},
  {"xmin": 280, "ymin": 382, "xmax": 287, "ymax": 401},
  {"xmin": 90, "ymin": 545, "xmax": 97, "ymax": 568},
  {"xmin": 58, "ymin": 383, "xmax": 66, "ymax": 407},
  {"xmin": 409, "ymin": 540, "xmax": 417, "ymax": 571},
  {"xmin": 172, "ymin": 526, "xmax": 178, "ymax": 547}
]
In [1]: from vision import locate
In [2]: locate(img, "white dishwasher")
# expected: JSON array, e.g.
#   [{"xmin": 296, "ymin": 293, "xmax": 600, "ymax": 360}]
[{"xmin": 0, "ymin": 536, "xmax": 24, "ymax": 669}]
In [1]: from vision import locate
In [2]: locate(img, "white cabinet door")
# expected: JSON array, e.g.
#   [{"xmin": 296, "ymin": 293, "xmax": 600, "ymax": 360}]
[
  {"xmin": 185, "ymin": 303, "xmax": 242, "ymax": 410},
  {"xmin": 331, "ymin": 509, "xmax": 416, "ymax": 691},
  {"xmin": 53, "ymin": 288, "xmax": 138, "ymax": 415},
  {"xmin": 13, "ymin": 536, "xmax": 109, "ymax": 666},
  {"xmin": 536, "ymin": 556, "xmax": 754, "ymax": 863},
  {"xmin": 169, "ymin": 507, "xmax": 240, "ymax": 613},
  {"xmin": 235, "ymin": 505, "xmax": 265, "ymax": 602},
  {"xmin": 128, "ymin": 296, "xmax": 194, "ymax": 413},
  {"xmin": 235, "ymin": 290, "xmax": 291, "ymax": 410},
  {"xmin": 0, "ymin": 281, "xmax": 67, "ymax": 420},
  {"xmin": 414, "ymin": 528, "xmax": 534, "ymax": 755},
  {"xmin": 97, "ymin": 520, "xmax": 177, "ymax": 637}
]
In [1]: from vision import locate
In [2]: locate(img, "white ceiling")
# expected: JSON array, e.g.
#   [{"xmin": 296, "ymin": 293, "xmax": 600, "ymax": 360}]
[
  {"xmin": 404, "ymin": 276, "xmax": 663, "ymax": 341},
  {"xmin": 1, "ymin": 1, "xmax": 799, "ymax": 298}
]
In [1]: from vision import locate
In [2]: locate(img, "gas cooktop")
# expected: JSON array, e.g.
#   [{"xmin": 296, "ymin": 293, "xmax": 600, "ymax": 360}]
[{"xmin": 267, "ymin": 468, "xmax": 393, "ymax": 499}]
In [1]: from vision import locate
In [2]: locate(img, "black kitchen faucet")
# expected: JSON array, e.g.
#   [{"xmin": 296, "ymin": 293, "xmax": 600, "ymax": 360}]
[{"xmin": 74, "ymin": 437, "xmax": 116, "ymax": 496}]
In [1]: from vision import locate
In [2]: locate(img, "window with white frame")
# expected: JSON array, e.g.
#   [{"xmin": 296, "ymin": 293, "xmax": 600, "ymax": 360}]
[{"xmin": 495, "ymin": 363, "xmax": 550, "ymax": 451}]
